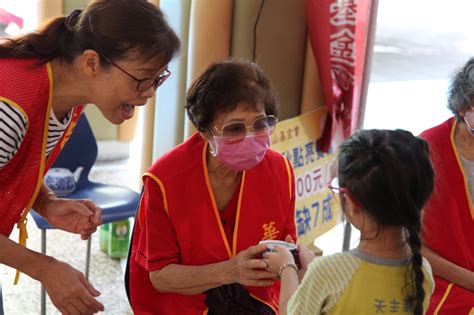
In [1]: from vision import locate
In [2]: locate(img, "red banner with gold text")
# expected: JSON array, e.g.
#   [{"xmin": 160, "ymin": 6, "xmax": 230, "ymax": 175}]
[{"xmin": 307, "ymin": 0, "xmax": 377, "ymax": 152}]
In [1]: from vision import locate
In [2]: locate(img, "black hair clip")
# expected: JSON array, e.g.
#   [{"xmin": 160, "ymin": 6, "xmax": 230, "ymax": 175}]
[{"xmin": 64, "ymin": 9, "xmax": 82, "ymax": 32}]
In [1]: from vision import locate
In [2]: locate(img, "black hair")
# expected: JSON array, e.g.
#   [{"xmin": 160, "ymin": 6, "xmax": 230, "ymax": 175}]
[
  {"xmin": 338, "ymin": 129, "xmax": 434, "ymax": 315},
  {"xmin": 185, "ymin": 60, "xmax": 279, "ymax": 132},
  {"xmin": 0, "ymin": 0, "xmax": 180, "ymax": 66}
]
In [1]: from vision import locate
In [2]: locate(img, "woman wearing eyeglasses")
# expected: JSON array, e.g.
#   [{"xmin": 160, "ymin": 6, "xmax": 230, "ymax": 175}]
[
  {"xmin": 127, "ymin": 60, "xmax": 296, "ymax": 314},
  {"xmin": 0, "ymin": 0, "xmax": 179, "ymax": 314}
]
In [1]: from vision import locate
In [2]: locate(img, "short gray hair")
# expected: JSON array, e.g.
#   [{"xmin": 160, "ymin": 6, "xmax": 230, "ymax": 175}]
[{"xmin": 448, "ymin": 57, "xmax": 474, "ymax": 120}]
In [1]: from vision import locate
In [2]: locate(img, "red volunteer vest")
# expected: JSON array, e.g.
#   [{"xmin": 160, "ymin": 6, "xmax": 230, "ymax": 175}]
[
  {"xmin": 130, "ymin": 133, "xmax": 296, "ymax": 315},
  {"xmin": 0, "ymin": 58, "xmax": 84, "ymax": 237},
  {"xmin": 420, "ymin": 118, "xmax": 474, "ymax": 314}
]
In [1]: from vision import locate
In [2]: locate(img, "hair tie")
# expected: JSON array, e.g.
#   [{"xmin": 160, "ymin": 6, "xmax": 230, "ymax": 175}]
[{"xmin": 64, "ymin": 9, "xmax": 82, "ymax": 32}]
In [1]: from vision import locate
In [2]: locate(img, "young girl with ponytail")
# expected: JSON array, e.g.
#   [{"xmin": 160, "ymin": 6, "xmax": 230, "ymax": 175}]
[{"xmin": 264, "ymin": 129, "xmax": 435, "ymax": 315}]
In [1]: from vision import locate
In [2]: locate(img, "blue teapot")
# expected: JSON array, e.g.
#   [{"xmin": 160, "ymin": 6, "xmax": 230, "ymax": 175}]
[{"xmin": 44, "ymin": 167, "xmax": 83, "ymax": 197}]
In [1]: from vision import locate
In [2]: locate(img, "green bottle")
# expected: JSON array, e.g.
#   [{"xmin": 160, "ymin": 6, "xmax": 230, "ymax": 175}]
[
  {"xmin": 99, "ymin": 223, "xmax": 110, "ymax": 253},
  {"xmin": 108, "ymin": 219, "xmax": 130, "ymax": 259}
]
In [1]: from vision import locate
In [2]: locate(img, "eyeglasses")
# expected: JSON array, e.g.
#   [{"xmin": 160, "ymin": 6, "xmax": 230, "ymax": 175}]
[
  {"xmin": 327, "ymin": 177, "xmax": 364, "ymax": 209},
  {"xmin": 101, "ymin": 55, "xmax": 171, "ymax": 92},
  {"xmin": 212, "ymin": 115, "xmax": 278, "ymax": 141}
]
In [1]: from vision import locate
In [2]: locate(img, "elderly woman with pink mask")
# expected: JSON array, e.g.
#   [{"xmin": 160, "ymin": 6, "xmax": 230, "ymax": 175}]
[{"xmin": 127, "ymin": 60, "xmax": 296, "ymax": 315}]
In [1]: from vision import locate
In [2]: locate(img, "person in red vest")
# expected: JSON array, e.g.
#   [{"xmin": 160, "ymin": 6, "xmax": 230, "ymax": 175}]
[
  {"xmin": 0, "ymin": 1, "xmax": 179, "ymax": 314},
  {"xmin": 128, "ymin": 60, "xmax": 297, "ymax": 315},
  {"xmin": 419, "ymin": 58, "xmax": 474, "ymax": 314}
]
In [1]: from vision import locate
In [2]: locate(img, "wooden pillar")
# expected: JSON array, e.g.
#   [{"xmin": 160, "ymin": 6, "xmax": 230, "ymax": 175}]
[
  {"xmin": 231, "ymin": 0, "xmax": 307, "ymax": 120},
  {"xmin": 139, "ymin": 0, "xmax": 160, "ymax": 175},
  {"xmin": 183, "ymin": 0, "xmax": 233, "ymax": 138},
  {"xmin": 64, "ymin": 0, "xmax": 86, "ymax": 14},
  {"xmin": 300, "ymin": 36, "xmax": 326, "ymax": 114},
  {"xmin": 152, "ymin": 0, "xmax": 191, "ymax": 159},
  {"xmin": 38, "ymin": 0, "xmax": 64, "ymax": 23}
]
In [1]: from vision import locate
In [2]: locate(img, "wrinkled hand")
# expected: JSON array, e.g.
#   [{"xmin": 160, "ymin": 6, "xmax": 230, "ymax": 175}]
[
  {"xmin": 261, "ymin": 235, "xmax": 296, "ymax": 276},
  {"xmin": 297, "ymin": 245, "xmax": 315, "ymax": 271},
  {"xmin": 42, "ymin": 197, "xmax": 102, "ymax": 240},
  {"xmin": 225, "ymin": 244, "xmax": 276, "ymax": 287},
  {"xmin": 262, "ymin": 245, "xmax": 295, "ymax": 276},
  {"xmin": 40, "ymin": 258, "xmax": 104, "ymax": 314}
]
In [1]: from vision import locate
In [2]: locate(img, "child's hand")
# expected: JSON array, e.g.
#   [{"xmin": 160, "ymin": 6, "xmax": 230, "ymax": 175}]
[
  {"xmin": 297, "ymin": 245, "xmax": 315, "ymax": 270},
  {"xmin": 262, "ymin": 245, "xmax": 295, "ymax": 276}
]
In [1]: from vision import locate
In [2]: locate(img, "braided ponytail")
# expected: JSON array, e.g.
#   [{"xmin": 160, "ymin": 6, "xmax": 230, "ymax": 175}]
[
  {"xmin": 407, "ymin": 224, "xmax": 425, "ymax": 315},
  {"xmin": 338, "ymin": 129, "xmax": 434, "ymax": 315}
]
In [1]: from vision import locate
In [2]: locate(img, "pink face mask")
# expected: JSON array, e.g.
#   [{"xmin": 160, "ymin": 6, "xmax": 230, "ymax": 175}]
[{"xmin": 209, "ymin": 134, "xmax": 271, "ymax": 171}]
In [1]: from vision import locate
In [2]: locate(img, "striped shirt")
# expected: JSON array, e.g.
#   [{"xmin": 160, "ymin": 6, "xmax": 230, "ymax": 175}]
[
  {"xmin": 287, "ymin": 249, "xmax": 434, "ymax": 315},
  {"xmin": 0, "ymin": 101, "xmax": 71, "ymax": 169}
]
